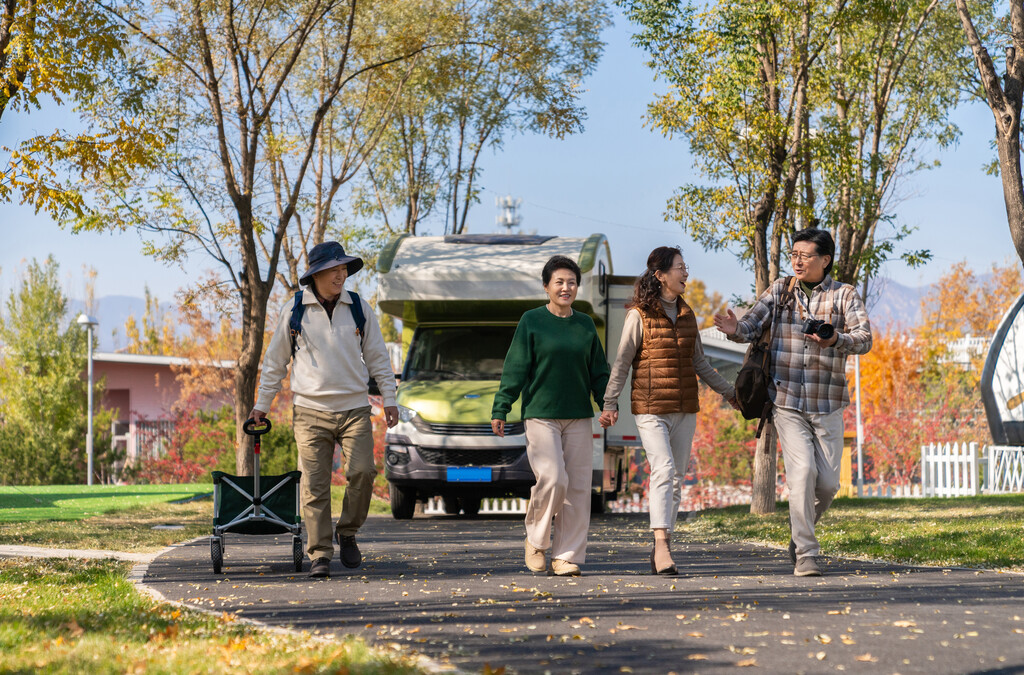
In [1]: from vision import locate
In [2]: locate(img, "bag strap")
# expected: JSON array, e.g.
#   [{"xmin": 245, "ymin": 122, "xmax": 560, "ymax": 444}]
[
  {"xmin": 348, "ymin": 290, "xmax": 366, "ymax": 344},
  {"xmin": 763, "ymin": 276, "xmax": 797, "ymax": 346},
  {"xmin": 752, "ymin": 277, "xmax": 796, "ymax": 438},
  {"xmin": 288, "ymin": 291, "xmax": 305, "ymax": 357}
]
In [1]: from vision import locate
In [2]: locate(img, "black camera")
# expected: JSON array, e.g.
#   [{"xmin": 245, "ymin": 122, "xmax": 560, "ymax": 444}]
[{"xmin": 801, "ymin": 318, "xmax": 835, "ymax": 340}]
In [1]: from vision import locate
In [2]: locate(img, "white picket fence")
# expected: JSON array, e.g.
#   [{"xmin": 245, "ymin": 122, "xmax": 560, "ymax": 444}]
[
  {"xmin": 921, "ymin": 442, "xmax": 982, "ymax": 497},
  {"xmin": 920, "ymin": 442, "xmax": 1024, "ymax": 497},
  {"xmin": 987, "ymin": 445, "xmax": 1024, "ymax": 493},
  {"xmin": 423, "ymin": 497, "xmax": 528, "ymax": 515},
  {"xmin": 859, "ymin": 483, "xmax": 922, "ymax": 498}
]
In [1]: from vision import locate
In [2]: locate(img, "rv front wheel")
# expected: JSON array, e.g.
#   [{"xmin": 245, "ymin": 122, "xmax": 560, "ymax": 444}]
[{"xmin": 390, "ymin": 483, "xmax": 416, "ymax": 519}]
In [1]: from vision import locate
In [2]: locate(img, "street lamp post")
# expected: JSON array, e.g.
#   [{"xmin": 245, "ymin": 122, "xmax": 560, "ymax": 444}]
[
  {"xmin": 77, "ymin": 314, "xmax": 99, "ymax": 486},
  {"xmin": 855, "ymin": 354, "xmax": 864, "ymax": 497}
]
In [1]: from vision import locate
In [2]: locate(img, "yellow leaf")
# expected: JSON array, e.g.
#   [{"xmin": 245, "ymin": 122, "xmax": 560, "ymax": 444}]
[
  {"xmin": 687, "ymin": 654, "xmax": 708, "ymax": 660},
  {"xmin": 856, "ymin": 654, "xmax": 878, "ymax": 662},
  {"xmin": 737, "ymin": 658, "xmax": 757, "ymax": 667},
  {"xmin": 893, "ymin": 620, "xmax": 916, "ymax": 628},
  {"xmin": 814, "ymin": 634, "xmax": 832, "ymax": 644}
]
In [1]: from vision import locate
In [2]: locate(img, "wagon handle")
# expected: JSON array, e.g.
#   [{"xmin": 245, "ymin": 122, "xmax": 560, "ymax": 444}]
[{"xmin": 243, "ymin": 418, "xmax": 273, "ymax": 436}]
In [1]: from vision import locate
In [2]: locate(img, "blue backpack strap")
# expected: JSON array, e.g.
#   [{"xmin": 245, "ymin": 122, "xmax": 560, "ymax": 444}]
[
  {"xmin": 348, "ymin": 290, "xmax": 366, "ymax": 343},
  {"xmin": 288, "ymin": 290, "xmax": 305, "ymax": 357}
]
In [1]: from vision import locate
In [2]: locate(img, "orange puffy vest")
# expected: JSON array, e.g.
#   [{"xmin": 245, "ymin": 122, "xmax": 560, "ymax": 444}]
[{"xmin": 630, "ymin": 300, "xmax": 700, "ymax": 415}]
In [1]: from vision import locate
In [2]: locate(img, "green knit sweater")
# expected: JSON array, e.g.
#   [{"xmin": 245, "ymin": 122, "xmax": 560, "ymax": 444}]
[{"xmin": 491, "ymin": 306, "xmax": 609, "ymax": 421}]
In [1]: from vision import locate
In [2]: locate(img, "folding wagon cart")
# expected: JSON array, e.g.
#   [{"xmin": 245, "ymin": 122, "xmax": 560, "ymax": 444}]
[{"xmin": 210, "ymin": 418, "xmax": 303, "ymax": 574}]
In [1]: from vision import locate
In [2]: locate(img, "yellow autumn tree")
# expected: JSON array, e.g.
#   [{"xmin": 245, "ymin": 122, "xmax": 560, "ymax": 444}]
[
  {"xmin": 1, "ymin": 0, "xmax": 167, "ymax": 219},
  {"xmin": 917, "ymin": 259, "xmax": 1023, "ymax": 364}
]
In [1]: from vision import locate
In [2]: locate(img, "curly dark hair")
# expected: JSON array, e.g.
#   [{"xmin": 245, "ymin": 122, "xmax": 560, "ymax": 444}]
[{"xmin": 629, "ymin": 246, "xmax": 682, "ymax": 314}]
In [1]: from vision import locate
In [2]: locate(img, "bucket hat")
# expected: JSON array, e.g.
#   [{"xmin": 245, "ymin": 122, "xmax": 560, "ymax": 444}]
[{"xmin": 299, "ymin": 241, "xmax": 364, "ymax": 286}]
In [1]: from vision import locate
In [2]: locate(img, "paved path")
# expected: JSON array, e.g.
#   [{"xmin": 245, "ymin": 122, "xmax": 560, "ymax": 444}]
[
  {"xmin": 0, "ymin": 544, "xmax": 157, "ymax": 563},
  {"xmin": 138, "ymin": 513, "xmax": 1024, "ymax": 673}
]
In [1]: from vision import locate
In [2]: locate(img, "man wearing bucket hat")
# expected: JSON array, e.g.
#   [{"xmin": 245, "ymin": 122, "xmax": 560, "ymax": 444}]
[{"xmin": 250, "ymin": 241, "xmax": 399, "ymax": 578}]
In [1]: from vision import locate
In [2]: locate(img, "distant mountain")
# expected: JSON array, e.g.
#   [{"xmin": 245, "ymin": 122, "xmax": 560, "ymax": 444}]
[{"xmin": 865, "ymin": 278, "xmax": 927, "ymax": 333}]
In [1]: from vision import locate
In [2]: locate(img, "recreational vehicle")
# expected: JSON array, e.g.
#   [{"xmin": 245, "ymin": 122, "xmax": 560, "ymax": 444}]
[{"xmin": 376, "ymin": 233, "xmax": 641, "ymax": 518}]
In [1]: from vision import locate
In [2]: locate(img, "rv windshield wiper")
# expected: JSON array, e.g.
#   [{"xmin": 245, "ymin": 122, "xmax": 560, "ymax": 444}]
[{"xmin": 410, "ymin": 369, "xmax": 469, "ymax": 381}]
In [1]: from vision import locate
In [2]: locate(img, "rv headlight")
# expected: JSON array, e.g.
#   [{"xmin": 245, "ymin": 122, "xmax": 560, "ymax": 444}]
[{"xmin": 397, "ymin": 405, "xmax": 419, "ymax": 423}]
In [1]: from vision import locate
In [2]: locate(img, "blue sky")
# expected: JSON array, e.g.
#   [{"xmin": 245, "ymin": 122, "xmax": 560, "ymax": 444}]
[{"xmin": 2, "ymin": 10, "xmax": 1017, "ymax": 309}]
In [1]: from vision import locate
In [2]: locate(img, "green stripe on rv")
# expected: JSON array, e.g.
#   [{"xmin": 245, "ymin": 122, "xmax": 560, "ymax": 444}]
[{"xmin": 397, "ymin": 380, "xmax": 523, "ymax": 424}]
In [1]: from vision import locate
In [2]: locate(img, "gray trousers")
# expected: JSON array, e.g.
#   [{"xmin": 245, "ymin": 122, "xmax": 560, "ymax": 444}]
[{"xmin": 773, "ymin": 406, "xmax": 845, "ymax": 559}]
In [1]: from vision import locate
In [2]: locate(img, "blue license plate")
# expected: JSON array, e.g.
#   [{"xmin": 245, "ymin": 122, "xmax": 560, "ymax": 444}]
[{"xmin": 446, "ymin": 467, "xmax": 492, "ymax": 482}]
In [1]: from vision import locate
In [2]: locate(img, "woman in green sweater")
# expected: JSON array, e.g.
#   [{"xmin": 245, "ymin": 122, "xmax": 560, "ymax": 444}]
[{"xmin": 491, "ymin": 255, "xmax": 609, "ymax": 576}]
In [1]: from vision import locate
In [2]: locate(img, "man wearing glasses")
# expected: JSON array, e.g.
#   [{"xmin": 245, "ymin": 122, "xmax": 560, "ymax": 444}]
[{"xmin": 714, "ymin": 228, "xmax": 872, "ymax": 576}]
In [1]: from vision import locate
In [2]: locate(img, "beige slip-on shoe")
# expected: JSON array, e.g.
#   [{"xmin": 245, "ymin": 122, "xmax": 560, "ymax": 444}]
[
  {"xmin": 525, "ymin": 538, "xmax": 547, "ymax": 573},
  {"xmin": 551, "ymin": 558, "xmax": 581, "ymax": 576}
]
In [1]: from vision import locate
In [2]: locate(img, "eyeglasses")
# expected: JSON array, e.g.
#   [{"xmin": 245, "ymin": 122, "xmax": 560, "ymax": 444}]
[
  {"xmin": 788, "ymin": 251, "xmax": 820, "ymax": 262},
  {"xmin": 669, "ymin": 265, "xmax": 689, "ymax": 275}
]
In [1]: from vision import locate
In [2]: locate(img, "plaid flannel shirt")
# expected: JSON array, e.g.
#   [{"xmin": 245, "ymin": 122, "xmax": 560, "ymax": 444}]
[{"xmin": 729, "ymin": 276, "xmax": 872, "ymax": 414}]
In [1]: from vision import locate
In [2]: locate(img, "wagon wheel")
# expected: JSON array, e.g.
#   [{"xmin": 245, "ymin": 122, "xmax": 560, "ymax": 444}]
[
  {"xmin": 292, "ymin": 535, "xmax": 303, "ymax": 573},
  {"xmin": 211, "ymin": 537, "xmax": 223, "ymax": 574}
]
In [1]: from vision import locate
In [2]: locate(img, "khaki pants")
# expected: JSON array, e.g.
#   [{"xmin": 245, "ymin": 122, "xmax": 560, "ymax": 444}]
[
  {"xmin": 293, "ymin": 404, "xmax": 375, "ymax": 561},
  {"xmin": 773, "ymin": 406, "xmax": 845, "ymax": 559},
  {"xmin": 524, "ymin": 418, "xmax": 593, "ymax": 564}
]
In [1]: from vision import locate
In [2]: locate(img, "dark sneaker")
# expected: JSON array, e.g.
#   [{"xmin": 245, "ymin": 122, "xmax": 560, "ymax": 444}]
[
  {"xmin": 338, "ymin": 533, "xmax": 362, "ymax": 569},
  {"xmin": 308, "ymin": 557, "xmax": 330, "ymax": 578},
  {"xmin": 788, "ymin": 539, "xmax": 797, "ymax": 565},
  {"xmin": 794, "ymin": 556, "xmax": 822, "ymax": 577}
]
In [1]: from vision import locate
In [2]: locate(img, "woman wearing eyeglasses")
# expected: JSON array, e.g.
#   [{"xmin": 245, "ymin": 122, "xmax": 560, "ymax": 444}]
[{"xmin": 599, "ymin": 246, "xmax": 737, "ymax": 575}]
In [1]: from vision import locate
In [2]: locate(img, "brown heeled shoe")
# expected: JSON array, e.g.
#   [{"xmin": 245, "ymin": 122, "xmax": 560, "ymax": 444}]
[{"xmin": 651, "ymin": 536, "xmax": 677, "ymax": 575}]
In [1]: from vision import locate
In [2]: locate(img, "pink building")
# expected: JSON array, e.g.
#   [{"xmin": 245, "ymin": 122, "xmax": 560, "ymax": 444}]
[{"xmin": 94, "ymin": 352, "xmax": 234, "ymax": 465}]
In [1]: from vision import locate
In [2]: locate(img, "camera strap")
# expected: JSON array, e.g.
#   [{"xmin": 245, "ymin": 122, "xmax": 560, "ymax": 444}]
[{"xmin": 794, "ymin": 282, "xmax": 834, "ymax": 324}]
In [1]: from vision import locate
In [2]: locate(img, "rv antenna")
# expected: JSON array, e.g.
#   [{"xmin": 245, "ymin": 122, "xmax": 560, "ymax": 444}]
[{"xmin": 495, "ymin": 195, "xmax": 522, "ymax": 234}]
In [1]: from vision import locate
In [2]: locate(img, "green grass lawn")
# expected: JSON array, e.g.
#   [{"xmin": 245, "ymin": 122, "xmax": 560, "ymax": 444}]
[
  {"xmin": 0, "ymin": 485, "xmax": 390, "ymax": 552},
  {"xmin": 681, "ymin": 494, "xmax": 1024, "ymax": 571},
  {"xmin": 0, "ymin": 484, "xmax": 212, "ymax": 523},
  {"xmin": 0, "ymin": 484, "xmax": 416, "ymax": 674},
  {"xmin": 0, "ymin": 558, "xmax": 422, "ymax": 674}
]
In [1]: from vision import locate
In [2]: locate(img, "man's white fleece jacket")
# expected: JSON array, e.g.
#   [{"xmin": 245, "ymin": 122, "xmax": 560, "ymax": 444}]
[{"xmin": 255, "ymin": 290, "xmax": 398, "ymax": 413}]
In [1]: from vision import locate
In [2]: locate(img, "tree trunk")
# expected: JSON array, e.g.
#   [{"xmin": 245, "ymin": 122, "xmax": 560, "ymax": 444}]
[
  {"xmin": 749, "ymin": 423, "xmax": 779, "ymax": 514},
  {"xmin": 955, "ymin": 0, "xmax": 1024, "ymax": 269}
]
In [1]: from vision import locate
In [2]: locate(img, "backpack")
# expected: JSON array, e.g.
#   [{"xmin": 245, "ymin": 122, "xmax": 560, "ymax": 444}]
[
  {"xmin": 735, "ymin": 276, "xmax": 797, "ymax": 438},
  {"xmin": 288, "ymin": 289, "xmax": 380, "ymax": 395}
]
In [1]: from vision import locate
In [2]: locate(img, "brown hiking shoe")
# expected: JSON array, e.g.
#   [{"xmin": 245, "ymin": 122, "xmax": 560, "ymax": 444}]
[
  {"xmin": 337, "ymin": 533, "xmax": 362, "ymax": 569},
  {"xmin": 308, "ymin": 557, "xmax": 330, "ymax": 578},
  {"xmin": 794, "ymin": 556, "xmax": 822, "ymax": 577}
]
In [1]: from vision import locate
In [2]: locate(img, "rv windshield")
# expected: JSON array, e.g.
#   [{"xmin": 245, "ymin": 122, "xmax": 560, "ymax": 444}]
[{"xmin": 404, "ymin": 326, "xmax": 516, "ymax": 381}]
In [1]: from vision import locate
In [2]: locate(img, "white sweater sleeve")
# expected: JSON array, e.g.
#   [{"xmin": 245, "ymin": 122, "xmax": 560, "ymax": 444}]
[
  {"xmin": 254, "ymin": 302, "xmax": 293, "ymax": 412},
  {"xmin": 360, "ymin": 300, "xmax": 398, "ymax": 408}
]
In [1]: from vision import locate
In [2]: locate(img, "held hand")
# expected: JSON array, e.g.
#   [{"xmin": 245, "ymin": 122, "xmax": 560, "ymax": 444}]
[
  {"xmin": 248, "ymin": 408, "xmax": 266, "ymax": 422},
  {"xmin": 491, "ymin": 419, "xmax": 505, "ymax": 437},
  {"xmin": 598, "ymin": 410, "xmax": 618, "ymax": 428},
  {"xmin": 713, "ymin": 308, "xmax": 738, "ymax": 335},
  {"xmin": 384, "ymin": 406, "xmax": 399, "ymax": 429},
  {"xmin": 726, "ymin": 395, "xmax": 741, "ymax": 411}
]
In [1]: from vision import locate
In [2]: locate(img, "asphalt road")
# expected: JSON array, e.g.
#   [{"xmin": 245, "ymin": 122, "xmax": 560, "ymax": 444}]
[{"xmin": 143, "ymin": 513, "xmax": 1024, "ymax": 674}]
